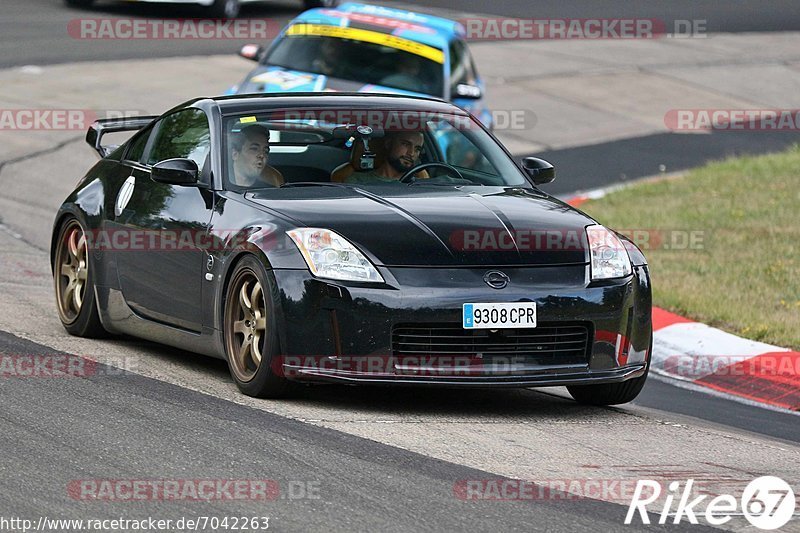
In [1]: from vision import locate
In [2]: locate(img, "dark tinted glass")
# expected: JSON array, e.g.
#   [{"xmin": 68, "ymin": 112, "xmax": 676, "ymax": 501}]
[{"xmin": 146, "ymin": 109, "xmax": 211, "ymax": 168}]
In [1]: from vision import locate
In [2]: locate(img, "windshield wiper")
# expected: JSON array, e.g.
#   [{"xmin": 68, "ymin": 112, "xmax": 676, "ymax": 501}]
[
  {"xmin": 409, "ymin": 178, "xmax": 477, "ymax": 186},
  {"xmin": 281, "ymin": 182, "xmax": 354, "ymax": 188}
]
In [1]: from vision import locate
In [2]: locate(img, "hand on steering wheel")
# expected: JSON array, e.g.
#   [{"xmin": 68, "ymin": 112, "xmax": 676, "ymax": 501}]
[{"xmin": 399, "ymin": 162, "xmax": 465, "ymax": 184}]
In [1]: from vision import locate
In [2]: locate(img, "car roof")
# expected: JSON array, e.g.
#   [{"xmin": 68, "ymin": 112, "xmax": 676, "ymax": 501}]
[
  {"xmin": 292, "ymin": 2, "xmax": 462, "ymax": 50},
  {"xmin": 204, "ymin": 92, "xmax": 469, "ymax": 117}
]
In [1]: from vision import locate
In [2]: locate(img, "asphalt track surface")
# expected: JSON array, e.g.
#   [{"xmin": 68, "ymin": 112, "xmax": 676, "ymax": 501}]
[
  {"xmin": 632, "ymin": 378, "xmax": 800, "ymax": 445},
  {"xmin": 537, "ymin": 131, "xmax": 800, "ymax": 196},
  {"xmin": 0, "ymin": 332, "xmax": 769, "ymax": 531},
  {"xmin": 4, "ymin": 0, "xmax": 800, "ymax": 68},
  {"xmin": 2, "ymin": 331, "xmax": 669, "ymax": 532},
  {"xmin": 0, "ymin": 0, "xmax": 298, "ymax": 68}
]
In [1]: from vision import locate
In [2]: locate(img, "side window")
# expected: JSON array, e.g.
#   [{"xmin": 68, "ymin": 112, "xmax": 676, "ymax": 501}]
[
  {"xmin": 146, "ymin": 109, "xmax": 211, "ymax": 168},
  {"xmin": 125, "ymin": 124, "xmax": 155, "ymax": 164},
  {"xmin": 449, "ymin": 40, "xmax": 477, "ymax": 91}
]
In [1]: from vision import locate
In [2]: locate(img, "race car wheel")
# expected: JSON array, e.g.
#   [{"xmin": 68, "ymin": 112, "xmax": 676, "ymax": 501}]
[
  {"xmin": 209, "ymin": 0, "xmax": 240, "ymax": 18},
  {"xmin": 223, "ymin": 256, "xmax": 290, "ymax": 398},
  {"xmin": 303, "ymin": 0, "xmax": 339, "ymax": 8},
  {"xmin": 566, "ymin": 338, "xmax": 652, "ymax": 405},
  {"xmin": 64, "ymin": 0, "xmax": 95, "ymax": 7},
  {"xmin": 53, "ymin": 218, "xmax": 106, "ymax": 338}
]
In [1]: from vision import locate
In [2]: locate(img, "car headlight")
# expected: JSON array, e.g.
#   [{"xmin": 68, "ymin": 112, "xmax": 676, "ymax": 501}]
[
  {"xmin": 586, "ymin": 225, "xmax": 632, "ymax": 280},
  {"xmin": 287, "ymin": 228, "xmax": 384, "ymax": 283}
]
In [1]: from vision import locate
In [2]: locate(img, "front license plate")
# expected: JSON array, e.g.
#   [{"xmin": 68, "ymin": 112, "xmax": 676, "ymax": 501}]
[{"xmin": 462, "ymin": 302, "xmax": 537, "ymax": 329}]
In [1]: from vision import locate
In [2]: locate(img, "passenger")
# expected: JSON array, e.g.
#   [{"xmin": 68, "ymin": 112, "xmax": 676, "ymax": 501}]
[{"xmin": 230, "ymin": 125, "xmax": 284, "ymax": 187}]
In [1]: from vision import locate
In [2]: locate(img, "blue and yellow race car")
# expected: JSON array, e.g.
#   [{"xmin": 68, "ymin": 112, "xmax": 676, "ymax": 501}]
[{"xmin": 228, "ymin": 3, "xmax": 492, "ymax": 128}]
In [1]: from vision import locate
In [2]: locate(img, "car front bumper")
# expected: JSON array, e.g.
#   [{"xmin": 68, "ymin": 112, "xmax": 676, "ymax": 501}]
[{"xmin": 270, "ymin": 263, "xmax": 652, "ymax": 387}]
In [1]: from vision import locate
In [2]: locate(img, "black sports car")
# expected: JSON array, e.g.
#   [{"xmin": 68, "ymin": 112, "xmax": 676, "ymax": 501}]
[{"xmin": 51, "ymin": 93, "xmax": 652, "ymax": 404}]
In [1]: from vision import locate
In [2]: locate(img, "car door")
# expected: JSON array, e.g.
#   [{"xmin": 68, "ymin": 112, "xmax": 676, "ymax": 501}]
[{"xmin": 114, "ymin": 108, "xmax": 214, "ymax": 332}]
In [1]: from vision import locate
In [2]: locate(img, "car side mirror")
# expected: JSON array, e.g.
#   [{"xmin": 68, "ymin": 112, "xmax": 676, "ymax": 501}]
[
  {"xmin": 522, "ymin": 157, "xmax": 556, "ymax": 185},
  {"xmin": 239, "ymin": 44, "xmax": 264, "ymax": 62},
  {"xmin": 151, "ymin": 158, "xmax": 199, "ymax": 186},
  {"xmin": 452, "ymin": 83, "xmax": 482, "ymax": 100}
]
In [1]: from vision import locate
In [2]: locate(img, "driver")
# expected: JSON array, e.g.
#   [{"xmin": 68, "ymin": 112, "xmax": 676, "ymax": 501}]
[
  {"xmin": 230, "ymin": 125, "xmax": 284, "ymax": 188},
  {"xmin": 345, "ymin": 131, "xmax": 424, "ymax": 184},
  {"xmin": 311, "ymin": 38, "xmax": 343, "ymax": 77},
  {"xmin": 380, "ymin": 53, "xmax": 425, "ymax": 93}
]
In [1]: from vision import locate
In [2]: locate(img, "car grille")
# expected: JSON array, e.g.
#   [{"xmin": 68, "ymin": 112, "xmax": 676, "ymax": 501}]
[{"xmin": 391, "ymin": 323, "xmax": 592, "ymax": 366}]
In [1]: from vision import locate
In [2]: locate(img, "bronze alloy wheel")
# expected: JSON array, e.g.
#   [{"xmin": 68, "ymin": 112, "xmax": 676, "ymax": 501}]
[
  {"xmin": 54, "ymin": 219, "xmax": 89, "ymax": 325},
  {"xmin": 225, "ymin": 267, "xmax": 268, "ymax": 383},
  {"xmin": 223, "ymin": 257, "xmax": 289, "ymax": 398}
]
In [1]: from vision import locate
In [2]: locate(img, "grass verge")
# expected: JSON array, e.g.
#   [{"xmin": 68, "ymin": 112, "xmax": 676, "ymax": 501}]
[{"xmin": 578, "ymin": 145, "xmax": 800, "ymax": 350}]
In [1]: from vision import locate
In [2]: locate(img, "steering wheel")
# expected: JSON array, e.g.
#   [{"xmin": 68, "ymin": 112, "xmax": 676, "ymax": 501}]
[{"xmin": 399, "ymin": 162, "xmax": 465, "ymax": 184}]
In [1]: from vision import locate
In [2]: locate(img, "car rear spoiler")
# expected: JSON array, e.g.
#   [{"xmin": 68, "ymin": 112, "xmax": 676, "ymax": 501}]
[{"xmin": 86, "ymin": 115, "xmax": 159, "ymax": 158}]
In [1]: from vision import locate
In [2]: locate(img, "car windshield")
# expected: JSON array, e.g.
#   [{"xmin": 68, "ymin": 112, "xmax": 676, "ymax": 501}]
[
  {"xmin": 265, "ymin": 26, "xmax": 445, "ymax": 97},
  {"xmin": 222, "ymin": 108, "xmax": 528, "ymax": 191}
]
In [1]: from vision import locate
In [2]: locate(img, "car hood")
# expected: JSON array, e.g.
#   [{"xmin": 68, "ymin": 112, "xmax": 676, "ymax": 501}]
[
  {"xmin": 246, "ymin": 186, "xmax": 595, "ymax": 267},
  {"xmin": 238, "ymin": 66, "xmax": 433, "ymax": 98}
]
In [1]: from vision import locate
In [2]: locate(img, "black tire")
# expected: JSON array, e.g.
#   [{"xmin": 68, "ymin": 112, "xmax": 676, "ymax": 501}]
[
  {"xmin": 567, "ymin": 340, "xmax": 652, "ymax": 406},
  {"xmin": 208, "ymin": 0, "xmax": 240, "ymax": 18},
  {"xmin": 53, "ymin": 218, "xmax": 107, "ymax": 338},
  {"xmin": 64, "ymin": 0, "xmax": 95, "ymax": 7},
  {"xmin": 303, "ymin": 0, "xmax": 339, "ymax": 8},
  {"xmin": 223, "ymin": 255, "xmax": 290, "ymax": 398}
]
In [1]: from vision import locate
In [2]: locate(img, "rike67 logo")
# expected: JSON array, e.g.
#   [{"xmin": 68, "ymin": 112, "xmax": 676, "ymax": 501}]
[{"xmin": 626, "ymin": 476, "xmax": 796, "ymax": 529}]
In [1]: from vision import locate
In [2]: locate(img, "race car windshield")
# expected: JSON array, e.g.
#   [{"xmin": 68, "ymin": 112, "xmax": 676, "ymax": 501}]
[
  {"xmin": 222, "ymin": 110, "xmax": 528, "ymax": 190},
  {"xmin": 265, "ymin": 33, "xmax": 445, "ymax": 97}
]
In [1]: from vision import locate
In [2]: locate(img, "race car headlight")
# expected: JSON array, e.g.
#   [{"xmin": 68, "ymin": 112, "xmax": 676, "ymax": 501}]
[
  {"xmin": 287, "ymin": 228, "xmax": 384, "ymax": 283},
  {"xmin": 586, "ymin": 225, "xmax": 632, "ymax": 280}
]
